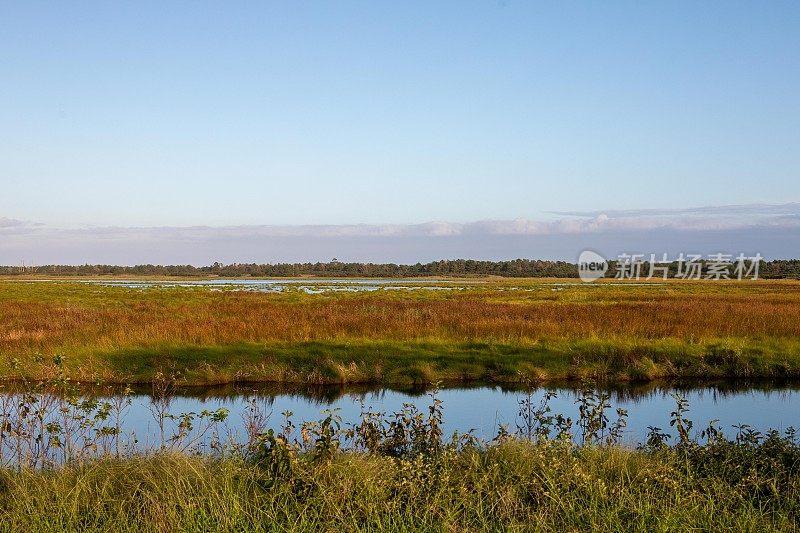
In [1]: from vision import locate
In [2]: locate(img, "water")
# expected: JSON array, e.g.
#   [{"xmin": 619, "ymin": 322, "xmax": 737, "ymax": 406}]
[
  {"xmin": 12, "ymin": 277, "xmax": 669, "ymax": 294},
  {"xmin": 15, "ymin": 278, "xmax": 485, "ymax": 293},
  {"xmin": 35, "ymin": 381, "xmax": 800, "ymax": 448}
]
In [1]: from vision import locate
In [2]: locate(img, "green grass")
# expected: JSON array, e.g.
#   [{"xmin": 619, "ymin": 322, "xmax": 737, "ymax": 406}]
[
  {"xmin": 1, "ymin": 442, "xmax": 797, "ymax": 532},
  {"xmin": 12, "ymin": 337, "xmax": 800, "ymax": 386}
]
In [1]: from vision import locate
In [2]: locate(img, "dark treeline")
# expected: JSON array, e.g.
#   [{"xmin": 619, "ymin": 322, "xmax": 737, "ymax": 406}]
[
  {"xmin": 1, "ymin": 259, "xmax": 576, "ymax": 278},
  {"xmin": 2, "ymin": 259, "xmax": 800, "ymax": 278}
]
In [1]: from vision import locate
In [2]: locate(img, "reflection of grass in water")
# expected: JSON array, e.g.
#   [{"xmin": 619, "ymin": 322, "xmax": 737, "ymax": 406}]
[
  {"xmin": 4, "ymin": 376, "xmax": 800, "ymax": 408},
  {"xmin": 2, "ymin": 279, "xmax": 800, "ymax": 384}
]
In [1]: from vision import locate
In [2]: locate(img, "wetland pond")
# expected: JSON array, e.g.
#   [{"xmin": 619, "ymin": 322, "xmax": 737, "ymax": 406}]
[
  {"xmin": 4, "ymin": 381, "xmax": 796, "ymax": 450},
  {"xmin": 19, "ymin": 277, "xmax": 647, "ymax": 293}
]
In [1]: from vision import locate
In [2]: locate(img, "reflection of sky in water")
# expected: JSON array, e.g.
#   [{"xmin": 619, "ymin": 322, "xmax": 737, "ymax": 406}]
[
  {"xmin": 13, "ymin": 278, "xmax": 676, "ymax": 294},
  {"xmin": 110, "ymin": 385, "xmax": 800, "ymax": 448},
  {"xmin": 17, "ymin": 278, "xmax": 486, "ymax": 293}
]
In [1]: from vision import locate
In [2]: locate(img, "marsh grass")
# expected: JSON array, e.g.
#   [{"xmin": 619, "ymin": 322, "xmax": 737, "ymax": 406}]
[
  {"xmin": 2, "ymin": 279, "xmax": 800, "ymax": 384},
  {"xmin": 3, "ymin": 444, "xmax": 798, "ymax": 532}
]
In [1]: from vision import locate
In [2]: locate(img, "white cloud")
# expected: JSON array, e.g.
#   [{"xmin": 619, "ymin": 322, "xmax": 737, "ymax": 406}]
[
  {"xmin": 0, "ymin": 217, "xmax": 34, "ymax": 229},
  {"xmin": 550, "ymin": 202, "xmax": 800, "ymax": 219},
  {"xmin": 2, "ymin": 202, "xmax": 800, "ymax": 264}
]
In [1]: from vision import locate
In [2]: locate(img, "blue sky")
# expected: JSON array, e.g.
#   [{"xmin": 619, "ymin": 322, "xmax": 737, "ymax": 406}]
[{"xmin": 1, "ymin": 2, "xmax": 799, "ymax": 262}]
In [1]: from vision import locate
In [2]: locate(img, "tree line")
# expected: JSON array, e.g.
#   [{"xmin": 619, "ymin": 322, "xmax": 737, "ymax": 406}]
[
  {"xmin": 1, "ymin": 259, "xmax": 575, "ymax": 277},
  {"xmin": 1, "ymin": 259, "xmax": 799, "ymax": 278}
]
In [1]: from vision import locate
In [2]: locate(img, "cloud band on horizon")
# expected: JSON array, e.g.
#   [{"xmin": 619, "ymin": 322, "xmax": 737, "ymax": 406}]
[{"xmin": 2, "ymin": 202, "xmax": 799, "ymax": 265}]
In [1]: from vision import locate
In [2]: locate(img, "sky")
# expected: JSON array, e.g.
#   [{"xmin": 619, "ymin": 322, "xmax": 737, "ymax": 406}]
[{"xmin": 1, "ymin": 2, "xmax": 799, "ymax": 263}]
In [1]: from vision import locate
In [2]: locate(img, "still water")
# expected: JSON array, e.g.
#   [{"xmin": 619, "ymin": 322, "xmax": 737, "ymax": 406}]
[
  {"xmin": 79, "ymin": 381, "xmax": 800, "ymax": 447},
  {"xmin": 21, "ymin": 278, "xmax": 482, "ymax": 293}
]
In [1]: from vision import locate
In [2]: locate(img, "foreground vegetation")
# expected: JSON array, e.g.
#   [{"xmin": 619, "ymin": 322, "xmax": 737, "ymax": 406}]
[
  {"xmin": 4, "ymin": 437, "xmax": 799, "ymax": 532},
  {"xmin": 0, "ymin": 377, "xmax": 797, "ymax": 532},
  {"xmin": 2, "ymin": 278, "xmax": 800, "ymax": 385}
]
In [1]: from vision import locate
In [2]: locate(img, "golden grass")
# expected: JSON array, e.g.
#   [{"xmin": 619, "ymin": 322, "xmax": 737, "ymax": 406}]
[
  {"xmin": 1, "ymin": 279, "xmax": 800, "ymax": 383},
  {"xmin": 2, "ymin": 280, "xmax": 799, "ymax": 348}
]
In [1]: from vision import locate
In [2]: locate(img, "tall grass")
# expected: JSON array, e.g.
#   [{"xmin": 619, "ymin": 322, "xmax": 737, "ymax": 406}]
[{"xmin": 3, "ymin": 443, "xmax": 797, "ymax": 532}]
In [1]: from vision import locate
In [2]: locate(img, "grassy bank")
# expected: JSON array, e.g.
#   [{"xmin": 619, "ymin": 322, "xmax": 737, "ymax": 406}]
[
  {"xmin": 2, "ymin": 436, "xmax": 798, "ymax": 531},
  {"xmin": 2, "ymin": 279, "xmax": 800, "ymax": 385},
  {"xmin": 13, "ymin": 338, "xmax": 800, "ymax": 386}
]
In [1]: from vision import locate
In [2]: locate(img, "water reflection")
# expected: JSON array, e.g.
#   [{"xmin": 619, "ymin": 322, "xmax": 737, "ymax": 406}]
[
  {"xmin": 114, "ymin": 378, "xmax": 800, "ymax": 403},
  {"xmin": 2, "ymin": 380, "xmax": 796, "ymax": 446},
  {"xmin": 18, "ymin": 278, "xmax": 482, "ymax": 293}
]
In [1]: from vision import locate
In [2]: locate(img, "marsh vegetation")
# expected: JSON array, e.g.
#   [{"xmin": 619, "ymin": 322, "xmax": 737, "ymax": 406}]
[
  {"xmin": 2, "ymin": 278, "xmax": 799, "ymax": 530},
  {"xmin": 1, "ymin": 279, "xmax": 800, "ymax": 385}
]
